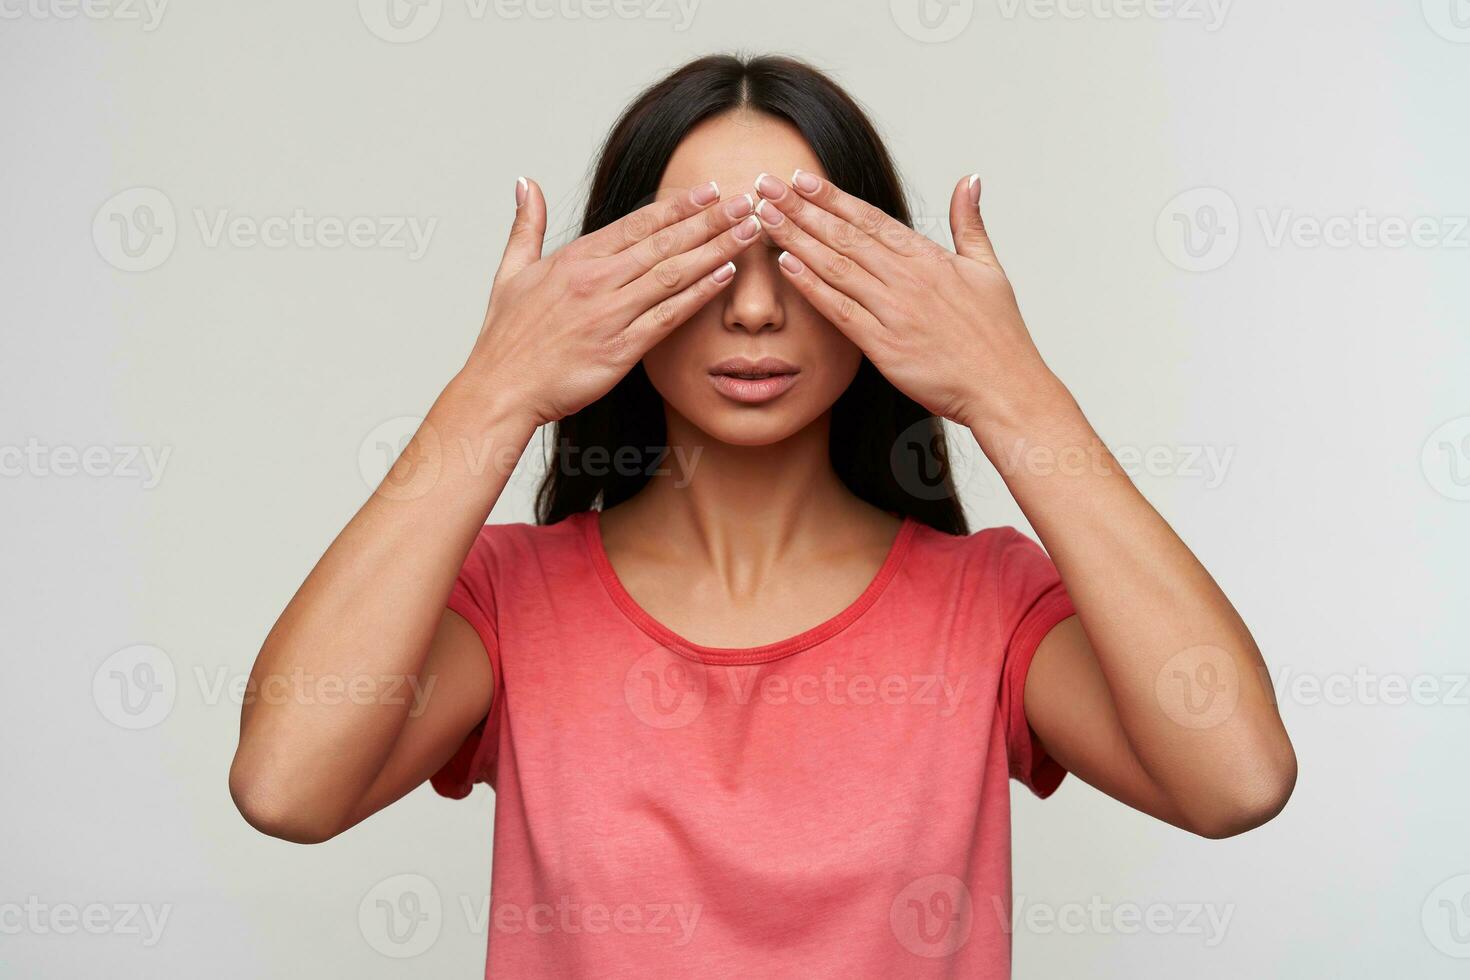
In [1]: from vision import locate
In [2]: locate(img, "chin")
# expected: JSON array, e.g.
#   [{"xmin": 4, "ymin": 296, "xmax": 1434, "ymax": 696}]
[{"xmin": 666, "ymin": 391, "xmax": 832, "ymax": 448}]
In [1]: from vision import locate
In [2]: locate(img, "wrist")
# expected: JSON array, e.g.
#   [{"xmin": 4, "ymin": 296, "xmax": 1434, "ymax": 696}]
[
  {"xmin": 431, "ymin": 371, "xmax": 540, "ymax": 455},
  {"xmin": 964, "ymin": 371, "xmax": 1093, "ymax": 464},
  {"xmin": 957, "ymin": 364, "xmax": 1074, "ymax": 441}
]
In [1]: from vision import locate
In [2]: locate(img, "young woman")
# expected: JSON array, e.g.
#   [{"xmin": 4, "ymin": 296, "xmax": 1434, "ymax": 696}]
[{"xmin": 230, "ymin": 55, "xmax": 1297, "ymax": 977}]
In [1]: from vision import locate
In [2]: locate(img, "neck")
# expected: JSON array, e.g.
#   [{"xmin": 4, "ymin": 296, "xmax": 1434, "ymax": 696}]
[{"xmin": 617, "ymin": 408, "xmax": 871, "ymax": 565}]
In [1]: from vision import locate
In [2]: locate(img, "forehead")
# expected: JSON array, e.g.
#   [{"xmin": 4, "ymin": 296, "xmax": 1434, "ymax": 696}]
[{"xmin": 657, "ymin": 109, "xmax": 826, "ymax": 198}]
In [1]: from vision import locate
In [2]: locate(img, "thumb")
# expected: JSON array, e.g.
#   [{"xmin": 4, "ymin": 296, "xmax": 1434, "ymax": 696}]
[
  {"xmin": 494, "ymin": 176, "xmax": 547, "ymax": 286},
  {"xmin": 949, "ymin": 173, "xmax": 999, "ymax": 267}
]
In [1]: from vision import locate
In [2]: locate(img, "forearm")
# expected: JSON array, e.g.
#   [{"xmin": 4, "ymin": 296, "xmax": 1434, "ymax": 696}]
[
  {"xmin": 231, "ymin": 375, "xmax": 534, "ymax": 827},
  {"xmin": 970, "ymin": 376, "xmax": 1295, "ymax": 828}
]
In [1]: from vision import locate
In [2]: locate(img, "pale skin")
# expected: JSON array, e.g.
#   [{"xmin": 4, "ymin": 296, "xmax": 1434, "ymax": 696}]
[{"xmin": 230, "ymin": 110, "xmax": 1296, "ymax": 845}]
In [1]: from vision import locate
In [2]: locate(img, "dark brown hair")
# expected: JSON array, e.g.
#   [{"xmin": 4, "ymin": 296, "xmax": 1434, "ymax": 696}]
[{"xmin": 535, "ymin": 54, "xmax": 967, "ymax": 535}]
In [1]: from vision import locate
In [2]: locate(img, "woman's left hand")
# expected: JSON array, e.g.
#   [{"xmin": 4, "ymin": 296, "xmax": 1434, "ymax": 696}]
[{"xmin": 752, "ymin": 171, "xmax": 1064, "ymax": 431}]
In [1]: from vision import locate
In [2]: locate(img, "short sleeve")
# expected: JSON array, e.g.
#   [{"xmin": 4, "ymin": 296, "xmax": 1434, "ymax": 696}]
[
  {"xmin": 993, "ymin": 528, "xmax": 1076, "ymax": 799},
  {"xmin": 429, "ymin": 530, "xmax": 504, "ymax": 800}
]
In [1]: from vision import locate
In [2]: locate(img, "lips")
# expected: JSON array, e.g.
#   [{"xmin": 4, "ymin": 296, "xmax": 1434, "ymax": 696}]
[{"xmin": 707, "ymin": 357, "xmax": 801, "ymax": 404}]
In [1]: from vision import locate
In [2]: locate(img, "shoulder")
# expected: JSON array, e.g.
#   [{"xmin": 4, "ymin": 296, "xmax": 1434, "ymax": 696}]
[
  {"xmin": 905, "ymin": 521, "xmax": 1044, "ymax": 573},
  {"xmin": 904, "ymin": 521, "xmax": 1062, "ymax": 606},
  {"xmin": 458, "ymin": 513, "xmax": 593, "ymax": 587}
]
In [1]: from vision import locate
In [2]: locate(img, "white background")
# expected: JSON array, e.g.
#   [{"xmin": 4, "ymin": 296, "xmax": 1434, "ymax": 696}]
[{"xmin": 2, "ymin": 0, "xmax": 1468, "ymax": 975}]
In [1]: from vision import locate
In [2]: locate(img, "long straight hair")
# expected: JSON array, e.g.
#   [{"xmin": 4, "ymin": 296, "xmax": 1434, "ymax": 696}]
[{"xmin": 536, "ymin": 54, "xmax": 968, "ymax": 535}]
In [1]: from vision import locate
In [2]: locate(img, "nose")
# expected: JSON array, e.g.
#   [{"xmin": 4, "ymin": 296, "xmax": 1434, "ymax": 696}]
[{"xmin": 722, "ymin": 250, "xmax": 785, "ymax": 335}]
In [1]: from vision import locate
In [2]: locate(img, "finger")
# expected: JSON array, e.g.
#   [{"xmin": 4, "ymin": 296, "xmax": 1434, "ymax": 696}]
[
  {"xmin": 580, "ymin": 180, "xmax": 722, "ymax": 257},
  {"xmin": 623, "ymin": 260, "xmax": 738, "ymax": 351},
  {"xmin": 494, "ymin": 176, "xmax": 547, "ymax": 287},
  {"xmin": 784, "ymin": 169, "xmax": 929, "ymax": 257},
  {"xmin": 755, "ymin": 172, "xmax": 898, "ymax": 282},
  {"xmin": 753, "ymin": 197, "xmax": 889, "ymax": 313},
  {"xmin": 613, "ymin": 190, "xmax": 756, "ymax": 285},
  {"xmin": 773, "ymin": 249, "xmax": 883, "ymax": 350},
  {"xmin": 949, "ymin": 173, "xmax": 1000, "ymax": 267},
  {"xmin": 622, "ymin": 212, "xmax": 763, "ymax": 308}
]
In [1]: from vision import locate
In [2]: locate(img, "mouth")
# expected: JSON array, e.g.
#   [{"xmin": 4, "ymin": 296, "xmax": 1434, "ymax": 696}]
[{"xmin": 707, "ymin": 357, "xmax": 801, "ymax": 404}]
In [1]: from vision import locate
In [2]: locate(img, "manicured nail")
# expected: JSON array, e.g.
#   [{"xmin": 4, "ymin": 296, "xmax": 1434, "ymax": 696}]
[
  {"xmin": 967, "ymin": 173, "xmax": 981, "ymax": 206},
  {"xmin": 755, "ymin": 172, "xmax": 786, "ymax": 200},
  {"xmin": 754, "ymin": 199, "xmax": 785, "ymax": 226},
  {"xmin": 791, "ymin": 169, "xmax": 820, "ymax": 193},
  {"xmin": 692, "ymin": 181, "xmax": 720, "ymax": 206},
  {"xmin": 515, "ymin": 176, "xmax": 528, "ymax": 208},
  {"xmin": 724, "ymin": 193, "xmax": 754, "ymax": 219},
  {"xmin": 712, "ymin": 261, "xmax": 736, "ymax": 283},
  {"xmin": 734, "ymin": 215, "xmax": 762, "ymax": 241},
  {"xmin": 777, "ymin": 250, "xmax": 804, "ymax": 273}
]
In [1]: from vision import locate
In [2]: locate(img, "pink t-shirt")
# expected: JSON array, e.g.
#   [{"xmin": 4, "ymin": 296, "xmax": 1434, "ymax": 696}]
[{"xmin": 433, "ymin": 511, "xmax": 1075, "ymax": 978}]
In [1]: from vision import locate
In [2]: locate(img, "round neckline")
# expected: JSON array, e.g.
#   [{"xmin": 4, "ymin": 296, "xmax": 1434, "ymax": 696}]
[{"xmin": 579, "ymin": 510, "xmax": 918, "ymax": 666}]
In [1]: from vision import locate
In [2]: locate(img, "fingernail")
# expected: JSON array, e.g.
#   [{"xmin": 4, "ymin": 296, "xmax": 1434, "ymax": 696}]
[
  {"xmin": 692, "ymin": 181, "xmax": 720, "ymax": 206},
  {"xmin": 967, "ymin": 173, "xmax": 981, "ymax": 206},
  {"xmin": 777, "ymin": 250, "xmax": 804, "ymax": 273},
  {"xmin": 712, "ymin": 261, "xmax": 736, "ymax": 283},
  {"xmin": 791, "ymin": 169, "xmax": 820, "ymax": 193},
  {"xmin": 724, "ymin": 193, "xmax": 754, "ymax": 219},
  {"xmin": 515, "ymin": 176, "xmax": 528, "ymax": 208},
  {"xmin": 734, "ymin": 215, "xmax": 762, "ymax": 241},
  {"xmin": 755, "ymin": 172, "xmax": 786, "ymax": 200},
  {"xmin": 754, "ymin": 199, "xmax": 785, "ymax": 226}
]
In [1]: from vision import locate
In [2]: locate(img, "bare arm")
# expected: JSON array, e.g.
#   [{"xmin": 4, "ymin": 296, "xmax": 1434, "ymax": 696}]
[
  {"xmin": 753, "ymin": 170, "xmax": 1295, "ymax": 838},
  {"xmin": 229, "ymin": 177, "xmax": 762, "ymax": 842},
  {"xmin": 984, "ymin": 390, "xmax": 1296, "ymax": 839}
]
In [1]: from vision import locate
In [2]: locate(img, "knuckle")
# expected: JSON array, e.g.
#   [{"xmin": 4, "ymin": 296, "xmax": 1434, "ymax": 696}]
[
  {"xmin": 602, "ymin": 329, "xmax": 631, "ymax": 362},
  {"xmin": 824, "ymin": 253, "xmax": 854, "ymax": 280},
  {"xmin": 652, "ymin": 299, "xmax": 679, "ymax": 328},
  {"xmin": 834, "ymin": 223, "xmax": 866, "ymax": 250},
  {"xmin": 653, "ymin": 259, "xmax": 683, "ymax": 290},
  {"xmin": 651, "ymin": 227, "xmax": 680, "ymax": 259},
  {"xmin": 835, "ymin": 296, "xmax": 858, "ymax": 323},
  {"xmin": 622, "ymin": 210, "xmax": 654, "ymax": 245},
  {"xmin": 567, "ymin": 263, "xmax": 602, "ymax": 297},
  {"xmin": 881, "ymin": 223, "xmax": 914, "ymax": 251},
  {"xmin": 857, "ymin": 205, "xmax": 885, "ymax": 233}
]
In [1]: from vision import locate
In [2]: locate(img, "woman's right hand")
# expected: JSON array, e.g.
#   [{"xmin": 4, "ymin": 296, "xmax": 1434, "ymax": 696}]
[{"xmin": 462, "ymin": 177, "xmax": 763, "ymax": 427}]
